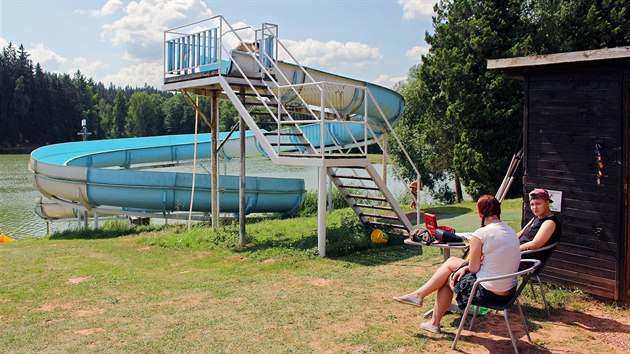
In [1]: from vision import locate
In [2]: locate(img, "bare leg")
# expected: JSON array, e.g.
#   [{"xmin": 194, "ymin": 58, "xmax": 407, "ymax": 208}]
[
  {"xmin": 430, "ymin": 283, "xmax": 454, "ymax": 326},
  {"xmin": 401, "ymin": 257, "xmax": 465, "ymax": 301}
]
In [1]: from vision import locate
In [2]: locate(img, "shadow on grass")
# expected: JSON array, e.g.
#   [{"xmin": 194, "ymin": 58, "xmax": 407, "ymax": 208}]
[
  {"xmin": 442, "ymin": 305, "xmax": 551, "ymax": 353},
  {"xmin": 337, "ymin": 245, "xmax": 422, "ymax": 266},
  {"xmin": 550, "ymin": 307, "xmax": 630, "ymax": 336},
  {"xmin": 423, "ymin": 206, "xmax": 473, "ymax": 216},
  {"xmin": 48, "ymin": 225, "xmax": 163, "ymax": 240},
  {"xmin": 241, "ymin": 227, "xmax": 421, "ymax": 266}
]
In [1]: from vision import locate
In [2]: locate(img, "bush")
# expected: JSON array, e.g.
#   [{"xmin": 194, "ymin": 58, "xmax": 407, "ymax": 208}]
[
  {"xmin": 296, "ymin": 189, "xmax": 349, "ymax": 217},
  {"xmin": 325, "ymin": 210, "xmax": 373, "ymax": 257}
]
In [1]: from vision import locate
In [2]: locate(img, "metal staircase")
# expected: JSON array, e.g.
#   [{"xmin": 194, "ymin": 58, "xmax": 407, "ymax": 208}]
[{"xmin": 162, "ymin": 16, "xmax": 419, "ymax": 247}]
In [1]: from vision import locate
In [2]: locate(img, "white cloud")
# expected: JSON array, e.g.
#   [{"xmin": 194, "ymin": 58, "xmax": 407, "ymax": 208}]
[
  {"xmin": 101, "ymin": 62, "xmax": 163, "ymax": 88},
  {"xmin": 221, "ymin": 20, "xmax": 257, "ymax": 48},
  {"xmin": 281, "ymin": 39, "xmax": 383, "ymax": 69},
  {"xmin": 91, "ymin": 0, "xmax": 123, "ymax": 16},
  {"xmin": 28, "ymin": 43, "xmax": 68, "ymax": 71},
  {"xmin": 406, "ymin": 45, "xmax": 430, "ymax": 60},
  {"xmin": 0, "ymin": 37, "xmax": 6, "ymax": 48},
  {"xmin": 101, "ymin": 0, "xmax": 213, "ymax": 61},
  {"xmin": 69, "ymin": 57, "xmax": 110, "ymax": 77},
  {"xmin": 374, "ymin": 74, "xmax": 407, "ymax": 88},
  {"xmin": 398, "ymin": 0, "xmax": 435, "ymax": 20}
]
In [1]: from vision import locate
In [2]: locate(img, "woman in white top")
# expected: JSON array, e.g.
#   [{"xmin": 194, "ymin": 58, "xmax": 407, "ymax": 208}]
[{"xmin": 393, "ymin": 195, "xmax": 521, "ymax": 334}]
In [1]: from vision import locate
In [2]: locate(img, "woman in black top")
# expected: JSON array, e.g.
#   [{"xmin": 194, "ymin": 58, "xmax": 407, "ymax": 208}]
[{"xmin": 518, "ymin": 188, "xmax": 562, "ymax": 260}]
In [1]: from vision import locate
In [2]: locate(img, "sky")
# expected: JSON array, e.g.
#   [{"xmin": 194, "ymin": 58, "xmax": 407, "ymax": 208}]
[{"xmin": 0, "ymin": 0, "xmax": 435, "ymax": 89}]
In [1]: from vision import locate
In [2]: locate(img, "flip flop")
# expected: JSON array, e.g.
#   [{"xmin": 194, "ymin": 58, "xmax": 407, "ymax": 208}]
[{"xmin": 393, "ymin": 294, "xmax": 423, "ymax": 307}]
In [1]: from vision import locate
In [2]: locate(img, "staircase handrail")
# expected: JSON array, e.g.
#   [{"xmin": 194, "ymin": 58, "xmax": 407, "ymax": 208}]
[
  {"xmin": 166, "ymin": 17, "xmax": 363, "ymax": 158},
  {"xmin": 275, "ymin": 81, "xmax": 377, "ymax": 155},
  {"xmin": 364, "ymin": 89, "xmax": 420, "ymax": 178}
]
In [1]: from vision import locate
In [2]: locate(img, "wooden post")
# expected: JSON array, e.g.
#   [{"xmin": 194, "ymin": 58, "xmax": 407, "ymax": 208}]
[{"xmin": 211, "ymin": 91, "xmax": 220, "ymax": 229}]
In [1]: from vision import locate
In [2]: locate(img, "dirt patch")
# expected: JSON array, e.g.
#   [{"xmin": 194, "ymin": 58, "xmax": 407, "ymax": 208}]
[
  {"xmin": 68, "ymin": 328, "xmax": 105, "ymax": 336},
  {"xmin": 414, "ymin": 302, "xmax": 630, "ymax": 353},
  {"xmin": 75, "ymin": 308, "xmax": 105, "ymax": 317},
  {"xmin": 65, "ymin": 276, "xmax": 90, "ymax": 285},
  {"xmin": 137, "ymin": 246, "xmax": 152, "ymax": 251},
  {"xmin": 560, "ymin": 304, "xmax": 630, "ymax": 352},
  {"xmin": 37, "ymin": 303, "xmax": 73, "ymax": 312},
  {"xmin": 177, "ymin": 293, "xmax": 206, "ymax": 307},
  {"xmin": 309, "ymin": 278, "xmax": 333, "ymax": 286}
]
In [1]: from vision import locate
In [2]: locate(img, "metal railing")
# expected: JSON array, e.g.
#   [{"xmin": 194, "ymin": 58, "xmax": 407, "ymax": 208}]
[{"xmin": 163, "ymin": 16, "xmax": 422, "ymax": 209}]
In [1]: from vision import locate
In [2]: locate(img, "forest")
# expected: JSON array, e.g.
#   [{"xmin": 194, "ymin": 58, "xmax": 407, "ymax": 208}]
[
  {"xmin": 0, "ymin": 44, "xmax": 239, "ymax": 151},
  {"xmin": 2, "ymin": 0, "xmax": 630, "ymax": 202}
]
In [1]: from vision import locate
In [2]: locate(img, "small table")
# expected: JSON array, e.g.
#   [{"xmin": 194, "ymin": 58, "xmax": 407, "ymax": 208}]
[
  {"xmin": 403, "ymin": 238, "xmax": 469, "ymax": 262},
  {"xmin": 403, "ymin": 238, "xmax": 470, "ymax": 318}
]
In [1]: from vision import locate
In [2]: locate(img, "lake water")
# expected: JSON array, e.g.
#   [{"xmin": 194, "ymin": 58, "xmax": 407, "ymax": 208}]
[{"xmin": 0, "ymin": 154, "xmax": 411, "ymax": 240}]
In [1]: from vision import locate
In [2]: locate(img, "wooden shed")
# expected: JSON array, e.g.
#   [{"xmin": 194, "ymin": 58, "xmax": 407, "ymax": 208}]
[{"xmin": 488, "ymin": 47, "xmax": 630, "ymax": 305}]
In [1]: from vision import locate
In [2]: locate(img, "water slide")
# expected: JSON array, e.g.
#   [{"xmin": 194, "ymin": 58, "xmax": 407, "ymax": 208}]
[
  {"xmin": 31, "ymin": 49, "xmax": 404, "ymax": 221},
  {"xmin": 30, "ymin": 132, "xmax": 305, "ymax": 220}
]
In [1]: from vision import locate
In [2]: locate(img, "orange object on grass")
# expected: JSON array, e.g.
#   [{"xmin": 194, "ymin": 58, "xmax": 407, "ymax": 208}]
[{"xmin": 0, "ymin": 234, "xmax": 16, "ymax": 243}]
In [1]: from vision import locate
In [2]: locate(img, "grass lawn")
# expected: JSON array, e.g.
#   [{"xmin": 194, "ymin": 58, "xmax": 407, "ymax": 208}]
[{"xmin": 0, "ymin": 199, "xmax": 627, "ymax": 353}]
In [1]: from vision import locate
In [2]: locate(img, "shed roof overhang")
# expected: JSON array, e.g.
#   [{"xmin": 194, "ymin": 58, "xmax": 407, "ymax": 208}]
[{"xmin": 487, "ymin": 46, "xmax": 630, "ymax": 79}]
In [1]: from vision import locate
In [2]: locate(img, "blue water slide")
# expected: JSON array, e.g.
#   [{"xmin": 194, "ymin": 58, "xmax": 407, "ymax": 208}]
[{"xmin": 30, "ymin": 131, "xmax": 305, "ymax": 217}]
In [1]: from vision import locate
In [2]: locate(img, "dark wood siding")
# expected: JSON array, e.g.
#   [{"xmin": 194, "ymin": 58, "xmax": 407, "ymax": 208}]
[{"xmin": 523, "ymin": 62, "xmax": 624, "ymax": 300}]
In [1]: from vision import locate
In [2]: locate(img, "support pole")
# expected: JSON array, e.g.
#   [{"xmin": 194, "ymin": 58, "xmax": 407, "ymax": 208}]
[
  {"xmin": 211, "ymin": 90, "xmax": 220, "ymax": 229},
  {"xmin": 317, "ymin": 166, "xmax": 328, "ymax": 257},
  {"xmin": 239, "ymin": 88, "xmax": 247, "ymax": 245},
  {"xmin": 327, "ymin": 177, "xmax": 333, "ymax": 214},
  {"xmin": 381, "ymin": 131, "xmax": 388, "ymax": 185}
]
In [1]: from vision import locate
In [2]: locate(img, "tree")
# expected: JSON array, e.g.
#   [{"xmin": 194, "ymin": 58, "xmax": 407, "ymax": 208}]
[
  {"xmin": 73, "ymin": 71, "xmax": 100, "ymax": 138},
  {"xmin": 162, "ymin": 93, "xmax": 196, "ymax": 135},
  {"xmin": 111, "ymin": 91, "xmax": 128, "ymax": 138},
  {"xmin": 397, "ymin": 0, "xmax": 525, "ymax": 201},
  {"xmin": 125, "ymin": 92, "xmax": 165, "ymax": 137},
  {"xmin": 390, "ymin": 65, "xmax": 450, "ymax": 202},
  {"xmin": 516, "ymin": 0, "xmax": 630, "ymax": 55}
]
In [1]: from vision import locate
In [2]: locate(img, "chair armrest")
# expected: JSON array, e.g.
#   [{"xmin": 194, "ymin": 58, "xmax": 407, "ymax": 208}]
[
  {"xmin": 521, "ymin": 242, "xmax": 559, "ymax": 255},
  {"xmin": 473, "ymin": 259, "xmax": 541, "ymax": 284}
]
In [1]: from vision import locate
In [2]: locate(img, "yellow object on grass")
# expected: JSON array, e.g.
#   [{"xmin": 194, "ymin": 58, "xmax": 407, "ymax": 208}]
[
  {"xmin": 0, "ymin": 234, "xmax": 16, "ymax": 243},
  {"xmin": 370, "ymin": 229, "xmax": 388, "ymax": 244}
]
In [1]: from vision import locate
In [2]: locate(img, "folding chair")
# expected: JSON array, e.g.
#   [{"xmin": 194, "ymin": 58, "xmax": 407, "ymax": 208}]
[
  {"xmin": 452, "ymin": 259, "xmax": 541, "ymax": 354},
  {"xmin": 521, "ymin": 242, "xmax": 559, "ymax": 318}
]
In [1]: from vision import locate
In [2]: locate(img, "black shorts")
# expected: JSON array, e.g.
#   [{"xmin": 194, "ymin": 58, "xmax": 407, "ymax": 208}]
[{"xmin": 452, "ymin": 262, "xmax": 514, "ymax": 310}]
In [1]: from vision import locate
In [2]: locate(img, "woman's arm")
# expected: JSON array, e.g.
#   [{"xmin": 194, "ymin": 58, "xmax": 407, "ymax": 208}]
[
  {"xmin": 467, "ymin": 236, "xmax": 482, "ymax": 274},
  {"xmin": 519, "ymin": 220, "xmax": 556, "ymax": 251},
  {"xmin": 517, "ymin": 217, "xmax": 535, "ymax": 238},
  {"xmin": 450, "ymin": 236, "xmax": 482, "ymax": 286}
]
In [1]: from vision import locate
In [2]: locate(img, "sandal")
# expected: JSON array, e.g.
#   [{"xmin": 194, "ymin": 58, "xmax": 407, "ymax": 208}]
[
  {"xmin": 393, "ymin": 294, "xmax": 423, "ymax": 307},
  {"xmin": 420, "ymin": 321, "xmax": 441, "ymax": 334}
]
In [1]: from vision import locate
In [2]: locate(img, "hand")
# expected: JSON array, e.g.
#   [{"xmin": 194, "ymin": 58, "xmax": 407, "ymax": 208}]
[{"xmin": 450, "ymin": 266, "xmax": 468, "ymax": 288}]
